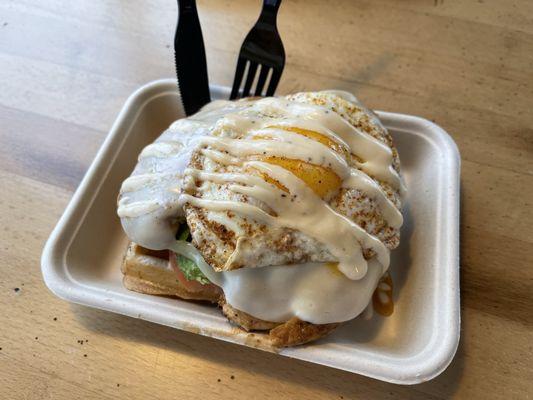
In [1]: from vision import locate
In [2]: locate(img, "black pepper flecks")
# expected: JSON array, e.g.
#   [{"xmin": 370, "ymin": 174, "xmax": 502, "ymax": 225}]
[
  {"xmin": 13, "ymin": 288, "xmax": 20, "ymax": 293},
  {"xmin": 83, "ymin": 354, "xmax": 87, "ymax": 357},
  {"xmin": 230, "ymin": 375, "xmax": 235, "ymax": 380},
  {"xmin": 217, "ymin": 379, "xmax": 221, "ymax": 382},
  {"xmin": 53, "ymin": 317, "xmax": 57, "ymax": 321}
]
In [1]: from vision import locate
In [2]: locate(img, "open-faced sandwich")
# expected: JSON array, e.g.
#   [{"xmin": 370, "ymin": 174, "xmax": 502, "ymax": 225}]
[{"xmin": 117, "ymin": 90, "xmax": 405, "ymax": 347}]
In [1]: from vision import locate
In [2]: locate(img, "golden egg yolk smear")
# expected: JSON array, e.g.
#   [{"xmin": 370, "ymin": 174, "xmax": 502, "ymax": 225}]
[
  {"xmin": 253, "ymin": 126, "xmax": 347, "ymax": 198},
  {"xmin": 274, "ymin": 126, "xmax": 350, "ymax": 160},
  {"xmin": 261, "ymin": 156, "xmax": 341, "ymax": 199},
  {"xmin": 373, "ymin": 272, "xmax": 394, "ymax": 317},
  {"xmin": 326, "ymin": 262, "xmax": 343, "ymax": 277}
]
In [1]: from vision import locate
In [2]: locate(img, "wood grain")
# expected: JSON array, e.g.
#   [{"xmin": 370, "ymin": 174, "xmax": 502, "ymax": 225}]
[{"xmin": 0, "ymin": 0, "xmax": 532, "ymax": 398}]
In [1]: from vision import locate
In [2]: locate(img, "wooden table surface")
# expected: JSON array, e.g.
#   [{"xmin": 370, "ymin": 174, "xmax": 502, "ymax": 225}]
[{"xmin": 1, "ymin": 0, "xmax": 532, "ymax": 398}]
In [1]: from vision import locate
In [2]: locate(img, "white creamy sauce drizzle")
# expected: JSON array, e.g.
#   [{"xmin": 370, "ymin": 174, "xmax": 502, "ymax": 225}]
[
  {"xmin": 199, "ymin": 134, "xmax": 349, "ymax": 178},
  {"xmin": 170, "ymin": 240, "xmax": 382, "ymax": 324},
  {"xmin": 256, "ymin": 118, "xmax": 352, "ymax": 149},
  {"xmin": 195, "ymin": 125, "xmax": 402, "ymax": 229},
  {"xmin": 116, "ymin": 117, "xmax": 234, "ymax": 249},
  {"xmin": 120, "ymin": 172, "xmax": 177, "ymax": 193},
  {"xmin": 178, "ymin": 97, "xmax": 403, "ymax": 279},
  {"xmin": 117, "ymin": 91, "xmax": 405, "ymax": 324},
  {"xmin": 182, "ymin": 161, "xmax": 389, "ymax": 279},
  {"xmin": 199, "ymin": 148, "xmax": 241, "ymax": 165},
  {"xmin": 117, "ymin": 198, "xmax": 161, "ymax": 218},
  {"xmin": 210, "ymin": 100, "xmax": 404, "ymax": 191},
  {"xmin": 139, "ymin": 142, "xmax": 184, "ymax": 159},
  {"xmin": 321, "ymin": 90, "xmax": 361, "ymax": 104},
  {"xmin": 342, "ymin": 169, "xmax": 403, "ymax": 229},
  {"xmin": 286, "ymin": 104, "xmax": 403, "ymax": 190}
]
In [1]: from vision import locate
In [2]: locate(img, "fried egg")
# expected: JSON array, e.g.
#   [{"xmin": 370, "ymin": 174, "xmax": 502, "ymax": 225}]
[{"xmin": 180, "ymin": 91, "xmax": 404, "ymax": 279}]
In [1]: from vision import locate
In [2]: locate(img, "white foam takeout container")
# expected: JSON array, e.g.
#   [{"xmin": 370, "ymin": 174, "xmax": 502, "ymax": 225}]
[{"xmin": 41, "ymin": 79, "xmax": 460, "ymax": 385}]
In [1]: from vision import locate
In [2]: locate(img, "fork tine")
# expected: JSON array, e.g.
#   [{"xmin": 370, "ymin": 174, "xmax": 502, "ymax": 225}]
[
  {"xmin": 230, "ymin": 57, "xmax": 247, "ymax": 100},
  {"xmin": 265, "ymin": 68, "xmax": 282, "ymax": 96},
  {"xmin": 254, "ymin": 66, "xmax": 270, "ymax": 97},
  {"xmin": 241, "ymin": 61, "xmax": 258, "ymax": 98}
]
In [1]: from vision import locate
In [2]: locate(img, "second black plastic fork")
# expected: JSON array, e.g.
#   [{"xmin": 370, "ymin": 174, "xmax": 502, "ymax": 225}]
[{"xmin": 230, "ymin": 0, "xmax": 285, "ymax": 100}]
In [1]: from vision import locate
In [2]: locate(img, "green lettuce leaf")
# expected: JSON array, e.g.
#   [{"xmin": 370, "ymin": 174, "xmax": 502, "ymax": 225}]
[
  {"xmin": 176, "ymin": 224, "xmax": 191, "ymax": 241},
  {"xmin": 175, "ymin": 225, "xmax": 211, "ymax": 285},
  {"xmin": 176, "ymin": 254, "xmax": 211, "ymax": 285}
]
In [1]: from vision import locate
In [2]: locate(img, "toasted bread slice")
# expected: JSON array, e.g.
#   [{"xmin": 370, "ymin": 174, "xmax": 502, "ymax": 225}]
[
  {"xmin": 122, "ymin": 242, "xmax": 340, "ymax": 346},
  {"xmin": 121, "ymin": 242, "xmax": 221, "ymax": 302},
  {"xmin": 220, "ymin": 300, "xmax": 340, "ymax": 347}
]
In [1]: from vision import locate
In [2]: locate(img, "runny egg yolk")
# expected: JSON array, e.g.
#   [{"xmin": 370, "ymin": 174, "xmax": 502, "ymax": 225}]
[
  {"xmin": 273, "ymin": 126, "xmax": 350, "ymax": 160},
  {"xmin": 253, "ymin": 126, "xmax": 345, "ymax": 198},
  {"xmin": 326, "ymin": 262, "xmax": 343, "ymax": 276},
  {"xmin": 261, "ymin": 156, "xmax": 341, "ymax": 198},
  {"xmin": 372, "ymin": 272, "xmax": 394, "ymax": 317}
]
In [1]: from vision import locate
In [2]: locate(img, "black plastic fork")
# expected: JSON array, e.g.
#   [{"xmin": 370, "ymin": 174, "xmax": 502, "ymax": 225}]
[{"xmin": 230, "ymin": 0, "xmax": 285, "ymax": 100}]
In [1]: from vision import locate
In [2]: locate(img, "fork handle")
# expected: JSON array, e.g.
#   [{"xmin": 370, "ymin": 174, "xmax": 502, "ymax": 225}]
[
  {"xmin": 261, "ymin": 0, "xmax": 282, "ymax": 24},
  {"xmin": 264, "ymin": 0, "xmax": 282, "ymax": 11}
]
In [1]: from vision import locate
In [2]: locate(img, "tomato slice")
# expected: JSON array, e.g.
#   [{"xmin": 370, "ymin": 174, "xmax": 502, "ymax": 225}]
[{"xmin": 169, "ymin": 251, "xmax": 220, "ymax": 296}]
